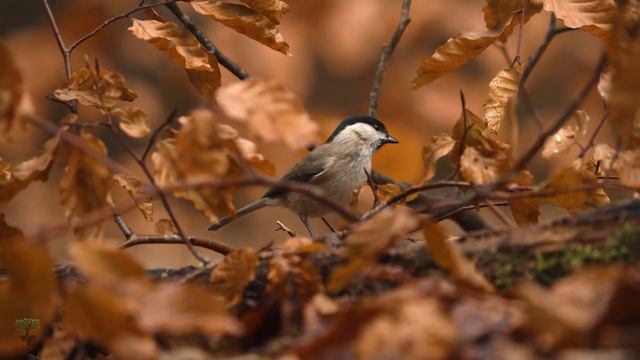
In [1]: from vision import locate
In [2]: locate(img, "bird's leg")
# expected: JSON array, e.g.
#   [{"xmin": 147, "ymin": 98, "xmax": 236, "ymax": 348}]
[
  {"xmin": 321, "ymin": 216, "xmax": 337, "ymax": 233},
  {"xmin": 298, "ymin": 213, "xmax": 316, "ymax": 238}
]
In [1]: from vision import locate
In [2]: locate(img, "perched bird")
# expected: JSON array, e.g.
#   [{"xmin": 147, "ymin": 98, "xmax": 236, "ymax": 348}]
[{"xmin": 208, "ymin": 115, "xmax": 398, "ymax": 236}]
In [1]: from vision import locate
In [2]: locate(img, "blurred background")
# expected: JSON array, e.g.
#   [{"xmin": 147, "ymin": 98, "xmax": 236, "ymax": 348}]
[{"xmin": 0, "ymin": 0, "xmax": 608, "ymax": 267}]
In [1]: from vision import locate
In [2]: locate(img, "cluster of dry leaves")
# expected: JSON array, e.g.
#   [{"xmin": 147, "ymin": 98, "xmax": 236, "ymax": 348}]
[{"xmin": 1, "ymin": 0, "xmax": 640, "ymax": 359}]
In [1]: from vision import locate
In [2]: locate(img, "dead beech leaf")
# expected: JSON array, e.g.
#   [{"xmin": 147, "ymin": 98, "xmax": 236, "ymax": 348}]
[
  {"xmin": 59, "ymin": 131, "xmax": 113, "ymax": 241},
  {"xmin": 543, "ymin": 0, "xmax": 617, "ymax": 39},
  {"xmin": 541, "ymin": 160, "xmax": 609, "ymax": 212},
  {"xmin": 63, "ymin": 284, "xmax": 158, "ymax": 360},
  {"xmin": 329, "ymin": 207, "xmax": 418, "ymax": 293},
  {"xmin": 138, "ymin": 282, "xmax": 242, "ymax": 336},
  {"xmin": 0, "ymin": 216, "xmax": 60, "ymax": 356},
  {"xmin": 190, "ymin": 1, "xmax": 290, "ymax": 55},
  {"xmin": 482, "ymin": 0, "xmax": 523, "ymax": 30},
  {"xmin": 217, "ymin": 79, "xmax": 319, "ymax": 149},
  {"xmin": 413, "ymin": 4, "xmax": 540, "ymax": 88},
  {"xmin": 0, "ymin": 42, "xmax": 23, "ymax": 138},
  {"xmin": 421, "ymin": 133, "xmax": 456, "ymax": 183},
  {"xmin": 508, "ymin": 171, "xmax": 540, "ymax": 225},
  {"xmin": 0, "ymin": 135, "xmax": 60, "ymax": 206},
  {"xmin": 460, "ymin": 145, "xmax": 510, "ymax": 185},
  {"xmin": 542, "ymin": 110, "xmax": 591, "ymax": 159},
  {"xmin": 113, "ymin": 173, "xmax": 153, "ymax": 222},
  {"xmin": 128, "ymin": 17, "xmax": 221, "ymax": 101},
  {"xmin": 607, "ymin": 1, "xmax": 640, "ymax": 148},
  {"xmin": 422, "ymin": 219, "xmax": 494, "ymax": 293},
  {"xmin": 356, "ymin": 297, "xmax": 457, "ymax": 360},
  {"xmin": 210, "ymin": 248, "xmax": 260, "ymax": 307},
  {"xmin": 482, "ymin": 66, "xmax": 521, "ymax": 134},
  {"xmin": 112, "ymin": 106, "xmax": 151, "ymax": 138},
  {"xmin": 151, "ymin": 110, "xmax": 273, "ymax": 222},
  {"xmin": 53, "ymin": 67, "xmax": 137, "ymax": 110},
  {"xmin": 375, "ymin": 183, "xmax": 404, "ymax": 204},
  {"xmin": 70, "ymin": 242, "xmax": 148, "ymax": 286},
  {"xmin": 515, "ymin": 266, "xmax": 637, "ymax": 350},
  {"xmin": 614, "ymin": 148, "xmax": 640, "ymax": 188},
  {"xmin": 154, "ymin": 218, "xmax": 176, "ymax": 235},
  {"xmin": 412, "ymin": 32, "xmax": 498, "ymax": 88},
  {"xmin": 239, "ymin": 0, "xmax": 290, "ymax": 24}
]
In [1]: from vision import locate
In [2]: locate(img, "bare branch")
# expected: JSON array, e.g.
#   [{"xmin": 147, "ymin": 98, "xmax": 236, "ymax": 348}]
[
  {"xmin": 67, "ymin": 0, "xmax": 177, "ymax": 53},
  {"xmin": 141, "ymin": 109, "xmax": 177, "ymax": 162},
  {"xmin": 368, "ymin": 0, "xmax": 412, "ymax": 116},
  {"xmin": 513, "ymin": 54, "xmax": 607, "ymax": 171},
  {"xmin": 165, "ymin": 2, "xmax": 249, "ymax": 80},
  {"xmin": 112, "ymin": 208, "xmax": 134, "ymax": 239},
  {"xmin": 579, "ymin": 110, "xmax": 609, "ymax": 158},
  {"xmin": 274, "ymin": 220, "xmax": 297, "ymax": 237},
  {"xmin": 120, "ymin": 234, "xmax": 234, "ymax": 255}
]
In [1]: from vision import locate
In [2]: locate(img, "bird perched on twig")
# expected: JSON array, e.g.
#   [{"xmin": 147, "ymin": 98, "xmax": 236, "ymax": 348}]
[{"xmin": 208, "ymin": 115, "xmax": 398, "ymax": 237}]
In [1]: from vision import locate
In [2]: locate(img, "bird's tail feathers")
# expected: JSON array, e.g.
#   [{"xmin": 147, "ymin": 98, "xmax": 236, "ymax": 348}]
[{"xmin": 208, "ymin": 198, "xmax": 269, "ymax": 231}]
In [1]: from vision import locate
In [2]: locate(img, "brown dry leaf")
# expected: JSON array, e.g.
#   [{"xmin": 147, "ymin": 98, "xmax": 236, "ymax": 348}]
[
  {"xmin": 59, "ymin": 131, "xmax": 113, "ymax": 241},
  {"xmin": 0, "ymin": 216, "xmax": 60, "ymax": 356},
  {"xmin": 482, "ymin": 66, "xmax": 521, "ymax": 134},
  {"xmin": 138, "ymin": 282, "xmax": 242, "ymax": 336},
  {"xmin": 129, "ymin": 17, "xmax": 221, "ymax": 101},
  {"xmin": 239, "ymin": 0, "xmax": 290, "ymax": 24},
  {"xmin": 152, "ymin": 110, "xmax": 273, "ymax": 222},
  {"xmin": 421, "ymin": 133, "xmax": 456, "ymax": 183},
  {"xmin": 217, "ymin": 79, "xmax": 320, "ymax": 149},
  {"xmin": 422, "ymin": 219, "xmax": 494, "ymax": 292},
  {"xmin": 509, "ymin": 171, "xmax": 540, "ymax": 225},
  {"xmin": 542, "ymin": 110, "xmax": 591, "ymax": 158},
  {"xmin": 482, "ymin": 0, "xmax": 523, "ymax": 30},
  {"xmin": 112, "ymin": 106, "xmax": 151, "ymax": 138},
  {"xmin": 70, "ymin": 242, "xmax": 148, "ymax": 286},
  {"xmin": 113, "ymin": 173, "xmax": 153, "ymax": 222},
  {"xmin": 0, "ymin": 135, "xmax": 60, "ymax": 206},
  {"xmin": 328, "ymin": 207, "xmax": 418, "ymax": 293},
  {"xmin": 515, "ymin": 266, "xmax": 636, "ymax": 350},
  {"xmin": 541, "ymin": 160, "xmax": 609, "ymax": 212},
  {"xmin": 38, "ymin": 328, "xmax": 76, "ymax": 360},
  {"xmin": 155, "ymin": 218, "xmax": 176, "ymax": 235},
  {"xmin": 543, "ymin": 0, "xmax": 617, "ymax": 39},
  {"xmin": 53, "ymin": 67, "xmax": 137, "ymax": 110},
  {"xmin": 63, "ymin": 284, "xmax": 158, "ymax": 360},
  {"xmin": 374, "ymin": 183, "xmax": 403, "ymax": 204},
  {"xmin": 460, "ymin": 145, "xmax": 511, "ymax": 185},
  {"xmin": 607, "ymin": 0, "xmax": 640, "ymax": 148},
  {"xmin": 210, "ymin": 248, "xmax": 260, "ymax": 307},
  {"xmin": 0, "ymin": 42, "xmax": 23, "ymax": 138},
  {"xmin": 267, "ymin": 251, "xmax": 323, "ymax": 305},
  {"xmin": 413, "ymin": 4, "xmax": 540, "ymax": 88},
  {"xmin": 614, "ymin": 148, "xmax": 640, "ymax": 188},
  {"xmin": 412, "ymin": 32, "xmax": 498, "ymax": 88},
  {"xmin": 356, "ymin": 297, "xmax": 457, "ymax": 360},
  {"xmin": 191, "ymin": 1, "xmax": 290, "ymax": 55}
]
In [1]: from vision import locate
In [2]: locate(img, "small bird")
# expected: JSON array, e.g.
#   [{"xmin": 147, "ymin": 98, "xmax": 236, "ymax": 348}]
[{"xmin": 208, "ymin": 115, "xmax": 398, "ymax": 237}]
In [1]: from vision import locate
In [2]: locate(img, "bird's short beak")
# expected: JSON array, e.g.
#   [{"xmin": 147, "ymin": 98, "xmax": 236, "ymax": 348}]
[{"xmin": 385, "ymin": 134, "xmax": 399, "ymax": 144}]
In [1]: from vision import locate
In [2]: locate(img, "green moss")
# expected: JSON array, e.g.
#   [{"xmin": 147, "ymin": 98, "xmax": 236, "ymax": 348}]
[{"xmin": 481, "ymin": 223, "xmax": 640, "ymax": 289}]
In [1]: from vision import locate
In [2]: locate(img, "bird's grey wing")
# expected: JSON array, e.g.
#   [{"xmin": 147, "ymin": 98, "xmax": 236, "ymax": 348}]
[{"xmin": 263, "ymin": 148, "xmax": 332, "ymax": 199}]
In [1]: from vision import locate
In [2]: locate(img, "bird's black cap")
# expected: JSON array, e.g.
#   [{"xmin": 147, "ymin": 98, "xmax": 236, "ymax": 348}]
[{"xmin": 326, "ymin": 115, "xmax": 390, "ymax": 143}]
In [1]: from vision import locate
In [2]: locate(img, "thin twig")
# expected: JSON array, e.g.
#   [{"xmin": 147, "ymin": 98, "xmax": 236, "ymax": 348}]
[
  {"xmin": 112, "ymin": 208, "xmax": 134, "ymax": 239},
  {"xmin": 511, "ymin": 1, "xmax": 527, "ymax": 66},
  {"xmin": 513, "ymin": 54, "xmax": 606, "ymax": 172},
  {"xmin": 121, "ymin": 234, "xmax": 234, "ymax": 255},
  {"xmin": 446, "ymin": 90, "xmax": 470, "ymax": 181},
  {"xmin": 67, "ymin": 0, "xmax": 177, "ymax": 53},
  {"xmin": 485, "ymin": 200, "xmax": 514, "ymax": 227},
  {"xmin": 579, "ymin": 110, "xmax": 609, "ymax": 158},
  {"xmin": 368, "ymin": 0, "xmax": 412, "ymax": 116},
  {"xmin": 274, "ymin": 221, "xmax": 297, "ymax": 237},
  {"xmin": 165, "ymin": 2, "xmax": 249, "ymax": 80},
  {"xmin": 142, "ymin": 109, "xmax": 177, "ymax": 162},
  {"xmin": 364, "ymin": 167, "xmax": 379, "ymax": 208}
]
